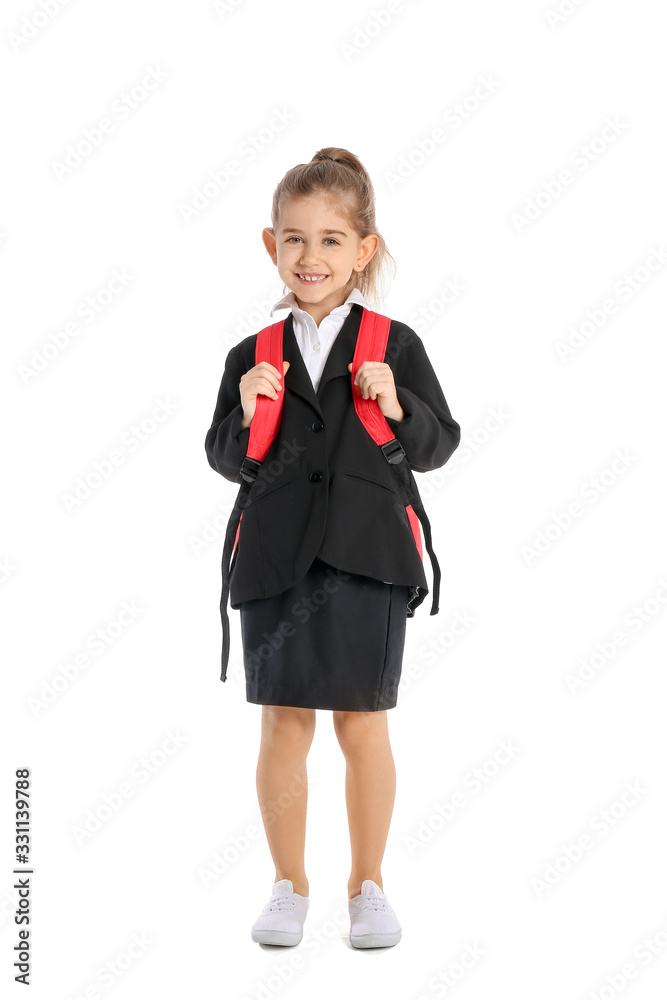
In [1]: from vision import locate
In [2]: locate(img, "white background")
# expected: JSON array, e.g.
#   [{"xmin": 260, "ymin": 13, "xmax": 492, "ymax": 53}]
[{"xmin": 2, "ymin": 0, "xmax": 666, "ymax": 997}]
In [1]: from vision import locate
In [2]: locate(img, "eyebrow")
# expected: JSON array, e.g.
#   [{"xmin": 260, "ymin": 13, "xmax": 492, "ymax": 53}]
[{"xmin": 281, "ymin": 228, "xmax": 348, "ymax": 237}]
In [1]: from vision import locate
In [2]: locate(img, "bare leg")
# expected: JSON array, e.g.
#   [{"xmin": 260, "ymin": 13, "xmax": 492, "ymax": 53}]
[
  {"xmin": 332, "ymin": 710, "xmax": 396, "ymax": 899},
  {"xmin": 255, "ymin": 705, "xmax": 316, "ymax": 897}
]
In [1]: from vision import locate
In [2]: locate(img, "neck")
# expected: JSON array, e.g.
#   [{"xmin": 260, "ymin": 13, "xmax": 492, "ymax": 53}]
[
  {"xmin": 295, "ymin": 298, "xmax": 346, "ymax": 327},
  {"xmin": 294, "ymin": 284, "xmax": 358, "ymax": 327}
]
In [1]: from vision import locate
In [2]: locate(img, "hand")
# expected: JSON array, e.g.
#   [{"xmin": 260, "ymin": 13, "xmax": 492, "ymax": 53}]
[
  {"xmin": 347, "ymin": 361, "xmax": 404, "ymax": 422},
  {"xmin": 240, "ymin": 360, "xmax": 290, "ymax": 429}
]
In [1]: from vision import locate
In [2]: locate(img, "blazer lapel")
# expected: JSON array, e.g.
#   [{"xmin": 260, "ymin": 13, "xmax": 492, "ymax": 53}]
[
  {"xmin": 281, "ymin": 304, "xmax": 364, "ymax": 416},
  {"xmin": 282, "ymin": 312, "xmax": 322, "ymax": 415}
]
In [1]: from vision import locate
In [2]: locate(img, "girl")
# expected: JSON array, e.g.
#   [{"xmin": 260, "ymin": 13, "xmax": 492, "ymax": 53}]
[{"xmin": 205, "ymin": 148, "xmax": 460, "ymax": 949}]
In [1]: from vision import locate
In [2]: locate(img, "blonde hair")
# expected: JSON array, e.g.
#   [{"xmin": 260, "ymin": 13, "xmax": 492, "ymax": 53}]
[{"xmin": 267, "ymin": 147, "xmax": 396, "ymax": 308}]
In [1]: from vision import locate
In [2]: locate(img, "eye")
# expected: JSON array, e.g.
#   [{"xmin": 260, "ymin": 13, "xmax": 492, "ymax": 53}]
[{"xmin": 284, "ymin": 236, "xmax": 339, "ymax": 245}]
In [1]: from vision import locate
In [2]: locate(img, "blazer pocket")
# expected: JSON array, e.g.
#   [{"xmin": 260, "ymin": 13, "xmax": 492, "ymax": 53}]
[
  {"xmin": 342, "ymin": 468, "xmax": 399, "ymax": 496},
  {"xmin": 243, "ymin": 476, "xmax": 296, "ymax": 510}
]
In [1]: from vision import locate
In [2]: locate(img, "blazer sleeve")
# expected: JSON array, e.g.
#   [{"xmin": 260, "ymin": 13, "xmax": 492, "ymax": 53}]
[
  {"xmin": 384, "ymin": 325, "xmax": 461, "ymax": 474},
  {"xmin": 204, "ymin": 340, "xmax": 252, "ymax": 483}
]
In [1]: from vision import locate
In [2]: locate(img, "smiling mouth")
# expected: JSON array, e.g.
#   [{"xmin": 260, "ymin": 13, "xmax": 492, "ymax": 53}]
[{"xmin": 295, "ymin": 273, "xmax": 329, "ymax": 283}]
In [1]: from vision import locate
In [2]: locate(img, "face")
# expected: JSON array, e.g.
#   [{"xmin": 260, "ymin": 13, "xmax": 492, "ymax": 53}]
[{"xmin": 262, "ymin": 194, "xmax": 379, "ymax": 324}]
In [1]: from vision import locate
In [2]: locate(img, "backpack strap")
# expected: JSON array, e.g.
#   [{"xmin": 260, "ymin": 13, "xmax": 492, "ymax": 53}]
[
  {"xmin": 351, "ymin": 308, "xmax": 441, "ymax": 618},
  {"xmin": 245, "ymin": 321, "xmax": 285, "ymax": 465},
  {"xmin": 218, "ymin": 321, "xmax": 285, "ymax": 681}
]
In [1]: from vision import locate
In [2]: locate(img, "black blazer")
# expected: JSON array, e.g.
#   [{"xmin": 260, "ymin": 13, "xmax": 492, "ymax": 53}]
[{"xmin": 205, "ymin": 303, "xmax": 460, "ymax": 609}]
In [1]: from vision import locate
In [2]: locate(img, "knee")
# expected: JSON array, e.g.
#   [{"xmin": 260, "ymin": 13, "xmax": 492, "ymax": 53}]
[
  {"xmin": 333, "ymin": 710, "xmax": 387, "ymax": 755},
  {"xmin": 261, "ymin": 706, "xmax": 315, "ymax": 755}
]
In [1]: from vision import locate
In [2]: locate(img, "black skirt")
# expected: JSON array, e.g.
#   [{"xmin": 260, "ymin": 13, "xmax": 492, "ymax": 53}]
[{"xmin": 238, "ymin": 556, "xmax": 409, "ymax": 711}]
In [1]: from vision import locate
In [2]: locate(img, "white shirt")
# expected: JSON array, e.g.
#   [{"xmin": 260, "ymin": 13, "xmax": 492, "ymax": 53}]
[{"xmin": 270, "ymin": 286, "xmax": 374, "ymax": 391}]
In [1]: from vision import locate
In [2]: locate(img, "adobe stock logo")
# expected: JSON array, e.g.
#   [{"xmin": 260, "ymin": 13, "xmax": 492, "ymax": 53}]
[
  {"xmin": 511, "ymin": 117, "xmax": 628, "ymax": 233},
  {"xmin": 530, "ymin": 781, "xmax": 648, "ymax": 898},
  {"xmin": 521, "ymin": 448, "xmax": 638, "ymax": 565},
  {"xmin": 554, "ymin": 246, "xmax": 667, "ymax": 361},
  {"xmin": 404, "ymin": 739, "xmax": 520, "ymax": 855},
  {"xmin": 8, "ymin": 0, "xmax": 72, "ymax": 53}
]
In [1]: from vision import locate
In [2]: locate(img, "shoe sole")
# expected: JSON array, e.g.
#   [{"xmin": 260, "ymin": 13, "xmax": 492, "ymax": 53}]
[
  {"xmin": 251, "ymin": 928, "xmax": 303, "ymax": 946},
  {"xmin": 350, "ymin": 930, "xmax": 402, "ymax": 948}
]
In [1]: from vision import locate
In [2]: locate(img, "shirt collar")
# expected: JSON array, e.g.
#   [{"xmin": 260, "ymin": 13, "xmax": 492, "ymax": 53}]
[{"xmin": 269, "ymin": 285, "xmax": 373, "ymax": 319}]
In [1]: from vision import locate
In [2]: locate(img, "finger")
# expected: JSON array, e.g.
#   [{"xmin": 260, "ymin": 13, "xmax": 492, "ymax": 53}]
[
  {"xmin": 242, "ymin": 376, "xmax": 280, "ymax": 400},
  {"xmin": 258, "ymin": 376, "xmax": 281, "ymax": 399},
  {"xmin": 254, "ymin": 363, "xmax": 283, "ymax": 390}
]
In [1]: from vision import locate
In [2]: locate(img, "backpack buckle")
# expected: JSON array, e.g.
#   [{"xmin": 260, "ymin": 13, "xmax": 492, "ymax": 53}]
[
  {"xmin": 380, "ymin": 438, "xmax": 406, "ymax": 465},
  {"xmin": 240, "ymin": 457, "xmax": 262, "ymax": 482}
]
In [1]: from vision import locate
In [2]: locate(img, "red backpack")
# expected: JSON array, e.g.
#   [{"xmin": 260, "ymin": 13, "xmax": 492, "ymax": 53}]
[{"xmin": 218, "ymin": 308, "xmax": 440, "ymax": 681}]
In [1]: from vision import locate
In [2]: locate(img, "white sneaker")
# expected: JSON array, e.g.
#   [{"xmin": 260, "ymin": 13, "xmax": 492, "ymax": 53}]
[
  {"xmin": 348, "ymin": 879, "xmax": 402, "ymax": 948},
  {"xmin": 251, "ymin": 878, "xmax": 309, "ymax": 946}
]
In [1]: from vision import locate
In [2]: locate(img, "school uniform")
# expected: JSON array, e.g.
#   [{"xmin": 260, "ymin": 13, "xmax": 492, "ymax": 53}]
[{"xmin": 205, "ymin": 288, "xmax": 460, "ymax": 711}]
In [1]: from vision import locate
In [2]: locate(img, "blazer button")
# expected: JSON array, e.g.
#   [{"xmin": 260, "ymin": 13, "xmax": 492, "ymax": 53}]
[
  {"xmin": 309, "ymin": 471, "xmax": 323, "ymax": 483},
  {"xmin": 311, "ymin": 420, "xmax": 324, "ymax": 432}
]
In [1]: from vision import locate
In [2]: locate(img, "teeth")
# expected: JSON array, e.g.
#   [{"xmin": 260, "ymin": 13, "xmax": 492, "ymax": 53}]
[{"xmin": 298, "ymin": 274, "xmax": 327, "ymax": 282}]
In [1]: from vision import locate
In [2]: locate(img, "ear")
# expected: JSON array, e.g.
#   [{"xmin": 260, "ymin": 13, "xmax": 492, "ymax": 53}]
[
  {"xmin": 262, "ymin": 227, "xmax": 277, "ymax": 262},
  {"xmin": 355, "ymin": 232, "xmax": 379, "ymax": 270}
]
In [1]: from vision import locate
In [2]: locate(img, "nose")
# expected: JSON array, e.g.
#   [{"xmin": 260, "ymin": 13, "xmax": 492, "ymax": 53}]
[{"xmin": 299, "ymin": 244, "xmax": 320, "ymax": 265}]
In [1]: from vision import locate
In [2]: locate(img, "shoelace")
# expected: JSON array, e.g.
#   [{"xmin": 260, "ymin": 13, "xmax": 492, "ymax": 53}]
[
  {"xmin": 267, "ymin": 893, "xmax": 297, "ymax": 912},
  {"xmin": 359, "ymin": 895, "xmax": 387, "ymax": 912}
]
